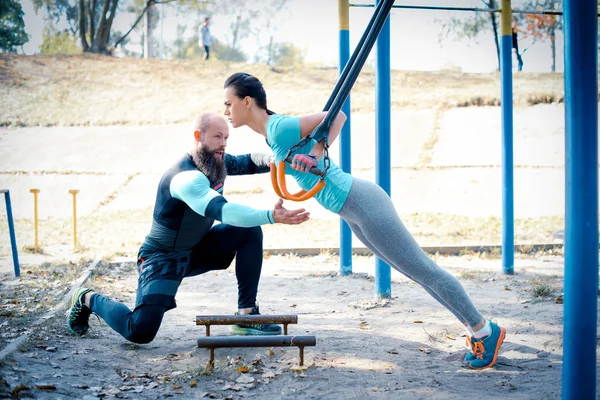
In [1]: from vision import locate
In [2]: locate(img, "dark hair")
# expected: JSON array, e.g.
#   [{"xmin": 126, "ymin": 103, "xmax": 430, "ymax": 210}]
[{"xmin": 224, "ymin": 72, "xmax": 275, "ymax": 115}]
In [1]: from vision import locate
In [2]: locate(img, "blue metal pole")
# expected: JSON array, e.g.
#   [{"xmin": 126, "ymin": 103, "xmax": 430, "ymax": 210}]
[
  {"xmin": 562, "ymin": 0, "xmax": 598, "ymax": 398},
  {"xmin": 500, "ymin": 0, "xmax": 514, "ymax": 275},
  {"xmin": 3, "ymin": 190, "xmax": 20, "ymax": 277},
  {"xmin": 339, "ymin": 0, "xmax": 353, "ymax": 276},
  {"xmin": 374, "ymin": 0, "xmax": 391, "ymax": 298}
]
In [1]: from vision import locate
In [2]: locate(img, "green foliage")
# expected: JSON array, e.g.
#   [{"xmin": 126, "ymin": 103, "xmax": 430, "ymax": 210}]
[
  {"xmin": 40, "ymin": 30, "xmax": 80, "ymax": 55},
  {"xmin": 0, "ymin": 0, "xmax": 28, "ymax": 52},
  {"xmin": 211, "ymin": 37, "xmax": 247, "ymax": 62},
  {"xmin": 270, "ymin": 42, "xmax": 305, "ymax": 67}
]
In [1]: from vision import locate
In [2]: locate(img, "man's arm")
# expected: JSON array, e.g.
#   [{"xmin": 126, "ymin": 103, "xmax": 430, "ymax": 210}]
[
  {"xmin": 170, "ymin": 170, "xmax": 308, "ymax": 226},
  {"xmin": 225, "ymin": 153, "xmax": 273, "ymax": 176}
]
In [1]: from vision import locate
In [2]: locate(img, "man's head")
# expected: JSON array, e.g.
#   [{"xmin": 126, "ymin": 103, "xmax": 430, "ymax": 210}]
[
  {"xmin": 191, "ymin": 111, "xmax": 228, "ymax": 183},
  {"xmin": 204, "ymin": 17, "xmax": 210, "ymax": 26}
]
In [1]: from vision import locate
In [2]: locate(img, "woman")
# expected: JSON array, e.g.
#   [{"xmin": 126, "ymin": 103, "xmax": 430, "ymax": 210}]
[{"xmin": 223, "ymin": 72, "xmax": 506, "ymax": 370}]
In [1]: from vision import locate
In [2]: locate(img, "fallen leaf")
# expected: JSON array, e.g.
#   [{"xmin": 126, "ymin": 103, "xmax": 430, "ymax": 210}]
[
  {"xmin": 446, "ymin": 335, "xmax": 456, "ymax": 341},
  {"xmin": 190, "ymin": 380, "xmax": 197, "ymax": 388},
  {"xmin": 236, "ymin": 366, "xmax": 249, "ymax": 373},
  {"xmin": 413, "ymin": 320, "xmax": 423, "ymax": 324},
  {"xmin": 504, "ymin": 287, "xmax": 511, "ymax": 291},
  {"xmin": 555, "ymin": 296, "xmax": 563, "ymax": 304},
  {"xmin": 35, "ymin": 384, "xmax": 56, "ymax": 391},
  {"xmin": 267, "ymin": 348, "xmax": 275, "ymax": 357}
]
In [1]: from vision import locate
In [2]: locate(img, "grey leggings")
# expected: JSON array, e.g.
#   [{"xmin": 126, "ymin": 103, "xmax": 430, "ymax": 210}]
[{"xmin": 338, "ymin": 178, "xmax": 484, "ymax": 327}]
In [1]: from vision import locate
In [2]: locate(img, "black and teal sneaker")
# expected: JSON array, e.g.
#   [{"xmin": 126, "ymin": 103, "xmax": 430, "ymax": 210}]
[
  {"xmin": 66, "ymin": 288, "xmax": 94, "ymax": 335},
  {"xmin": 230, "ymin": 306, "xmax": 282, "ymax": 336}
]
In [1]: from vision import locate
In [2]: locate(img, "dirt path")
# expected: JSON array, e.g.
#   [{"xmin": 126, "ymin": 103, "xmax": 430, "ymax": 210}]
[{"xmin": 1, "ymin": 253, "xmax": 585, "ymax": 399}]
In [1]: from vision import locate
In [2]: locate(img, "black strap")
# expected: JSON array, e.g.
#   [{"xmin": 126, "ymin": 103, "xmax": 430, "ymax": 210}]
[{"xmin": 284, "ymin": 0, "xmax": 396, "ymax": 177}]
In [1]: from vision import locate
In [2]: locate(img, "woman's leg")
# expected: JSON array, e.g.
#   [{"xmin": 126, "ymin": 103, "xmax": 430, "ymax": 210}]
[
  {"xmin": 338, "ymin": 178, "xmax": 484, "ymax": 327},
  {"xmin": 345, "ymin": 218, "xmax": 467, "ymax": 324}
]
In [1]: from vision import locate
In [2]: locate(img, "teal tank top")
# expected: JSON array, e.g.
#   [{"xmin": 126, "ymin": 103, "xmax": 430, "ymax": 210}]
[{"xmin": 266, "ymin": 114, "xmax": 353, "ymax": 213}]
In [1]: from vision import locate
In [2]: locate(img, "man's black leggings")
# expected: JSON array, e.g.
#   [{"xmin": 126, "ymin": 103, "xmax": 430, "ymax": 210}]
[{"xmin": 89, "ymin": 225, "xmax": 264, "ymax": 344}]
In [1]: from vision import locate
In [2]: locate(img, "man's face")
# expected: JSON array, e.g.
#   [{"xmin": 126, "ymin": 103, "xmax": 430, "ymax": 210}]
[
  {"xmin": 192, "ymin": 118, "xmax": 228, "ymax": 183},
  {"xmin": 200, "ymin": 118, "xmax": 228, "ymax": 160}
]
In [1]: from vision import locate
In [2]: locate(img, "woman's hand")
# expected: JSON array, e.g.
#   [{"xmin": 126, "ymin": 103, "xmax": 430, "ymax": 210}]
[{"xmin": 291, "ymin": 154, "xmax": 318, "ymax": 172}]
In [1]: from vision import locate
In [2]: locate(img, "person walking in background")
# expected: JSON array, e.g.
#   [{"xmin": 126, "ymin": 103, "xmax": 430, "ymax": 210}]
[{"xmin": 200, "ymin": 17, "xmax": 213, "ymax": 60}]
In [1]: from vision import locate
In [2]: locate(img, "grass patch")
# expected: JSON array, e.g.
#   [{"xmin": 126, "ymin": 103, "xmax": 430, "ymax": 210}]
[
  {"xmin": 532, "ymin": 284, "xmax": 553, "ymax": 298},
  {"xmin": 0, "ymin": 54, "xmax": 566, "ymax": 128}
]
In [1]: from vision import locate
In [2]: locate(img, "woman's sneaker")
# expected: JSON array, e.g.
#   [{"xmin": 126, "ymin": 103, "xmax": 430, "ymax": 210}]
[
  {"xmin": 468, "ymin": 320, "xmax": 506, "ymax": 369},
  {"xmin": 464, "ymin": 336, "xmax": 476, "ymax": 362},
  {"xmin": 66, "ymin": 288, "xmax": 94, "ymax": 335},
  {"xmin": 230, "ymin": 306, "xmax": 282, "ymax": 336}
]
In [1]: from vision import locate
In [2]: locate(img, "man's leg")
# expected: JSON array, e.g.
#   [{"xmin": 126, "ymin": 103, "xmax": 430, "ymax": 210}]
[
  {"xmin": 67, "ymin": 255, "xmax": 185, "ymax": 344},
  {"xmin": 204, "ymin": 45, "xmax": 210, "ymax": 60},
  {"xmin": 188, "ymin": 224, "xmax": 281, "ymax": 335}
]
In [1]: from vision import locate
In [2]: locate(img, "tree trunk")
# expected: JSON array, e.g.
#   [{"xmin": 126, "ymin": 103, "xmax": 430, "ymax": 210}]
[
  {"xmin": 549, "ymin": 0, "xmax": 556, "ymax": 72},
  {"xmin": 113, "ymin": 1, "xmax": 155, "ymax": 50},
  {"xmin": 92, "ymin": 0, "xmax": 111, "ymax": 53},
  {"xmin": 78, "ymin": 0, "xmax": 89, "ymax": 51},
  {"xmin": 98, "ymin": 0, "xmax": 118, "ymax": 54},
  {"xmin": 144, "ymin": 7, "xmax": 150, "ymax": 58},
  {"xmin": 487, "ymin": 0, "xmax": 501, "ymax": 71},
  {"xmin": 89, "ymin": 0, "xmax": 96, "ymax": 48}
]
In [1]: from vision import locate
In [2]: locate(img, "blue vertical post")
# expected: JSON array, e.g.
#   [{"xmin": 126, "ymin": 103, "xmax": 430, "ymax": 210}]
[
  {"xmin": 338, "ymin": 0, "xmax": 353, "ymax": 276},
  {"xmin": 500, "ymin": 0, "xmax": 514, "ymax": 275},
  {"xmin": 562, "ymin": 0, "xmax": 598, "ymax": 398},
  {"xmin": 2, "ymin": 189, "xmax": 20, "ymax": 277},
  {"xmin": 374, "ymin": 0, "xmax": 391, "ymax": 298}
]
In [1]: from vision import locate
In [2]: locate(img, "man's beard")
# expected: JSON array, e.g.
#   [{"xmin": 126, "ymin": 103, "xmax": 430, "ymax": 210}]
[{"xmin": 192, "ymin": 145, "xmax": 227, "ymax": 184}]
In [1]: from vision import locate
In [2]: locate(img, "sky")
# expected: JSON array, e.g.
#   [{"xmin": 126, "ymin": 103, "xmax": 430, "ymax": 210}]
[{"xmin": 19, "ymin": 0, "xmax": 564, "ymax": 73}]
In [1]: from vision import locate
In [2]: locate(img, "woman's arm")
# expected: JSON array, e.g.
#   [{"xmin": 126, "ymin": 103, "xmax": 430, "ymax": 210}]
[{"xmin": 298, "ymin": 111, "xmax": 347, "ymax": 159}]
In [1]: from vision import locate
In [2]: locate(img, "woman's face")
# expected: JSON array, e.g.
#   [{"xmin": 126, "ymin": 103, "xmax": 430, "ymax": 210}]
[{"xmin": 223, "ymin": 87, "xmax": 248, "ymax": 128}]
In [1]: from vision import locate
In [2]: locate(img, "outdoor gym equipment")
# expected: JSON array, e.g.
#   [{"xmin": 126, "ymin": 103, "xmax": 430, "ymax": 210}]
[
  {"xmin": 269, "ymin": 0, "xmax": 396, "ymax": 202},
  {"xmin": 29, "ymin": 189, "xmax": 40, "ymax": 248},
  {"xmin": 195, "ymin": 314, "xmax": 315, "ymax": 368},
  {"xmin": 1, "ymin": 189, "xmax": 19, "ymax": 277}
]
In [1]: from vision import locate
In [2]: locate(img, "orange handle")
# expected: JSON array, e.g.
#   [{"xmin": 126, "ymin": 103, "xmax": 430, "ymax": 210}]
[{"xmin": 276, "ymin": 161, "xmax": 325, "ymax": 202}]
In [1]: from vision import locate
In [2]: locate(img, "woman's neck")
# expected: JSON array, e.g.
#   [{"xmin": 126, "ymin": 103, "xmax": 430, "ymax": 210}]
[{"xmin": 247, "ymin": 110, "xmax": 271, "ymax": 138}]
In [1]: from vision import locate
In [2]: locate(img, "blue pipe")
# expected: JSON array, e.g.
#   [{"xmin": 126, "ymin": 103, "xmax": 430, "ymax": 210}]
[
  {"xmin": 500, "ymin": 27, "xmax": 514, "ymax": 275},
  {"xmin": 374, "ymin": 0, "xmax": 391, "ymax": 298},
  {"xmin": 562, "ymin": 0, "xmax": 598, "ymax": 398},
  {"xmin": 339, "ymin": 26, "xmax": 353, "ymax": 276},
  {"xmin": 4, "ymin": 191, "xmax": 20, "ymax": 277}
]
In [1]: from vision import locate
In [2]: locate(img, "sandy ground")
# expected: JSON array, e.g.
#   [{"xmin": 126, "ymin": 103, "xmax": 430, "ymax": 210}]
[
  {"xmin": 0, "ymin": 104, "xmax": 598, "ymax": 399},
  {"xmin": 0, "ymin": 252, "xmax": 580, "ymax": 399}
]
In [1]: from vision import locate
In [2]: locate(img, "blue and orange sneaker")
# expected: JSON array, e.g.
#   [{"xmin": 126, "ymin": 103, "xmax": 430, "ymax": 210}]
[
  {"xmin": 464, "ymin": 336, "xmax": 476, "ymax": 362},
  {"xmin": 468, "ymin": 320, "xmax": 506, "ymax": 369}
]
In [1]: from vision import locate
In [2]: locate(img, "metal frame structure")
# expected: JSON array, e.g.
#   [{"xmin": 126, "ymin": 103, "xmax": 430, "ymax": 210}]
[
  {"xmin": 1, "ymin": 189, "xmax": 20, "ymax": 277},
  {"xmin": 337, "ymin": 1, "xmax": 597, "ymax": 397}
]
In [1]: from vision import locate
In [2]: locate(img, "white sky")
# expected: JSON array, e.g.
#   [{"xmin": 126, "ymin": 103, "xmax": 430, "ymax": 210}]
[{"xmin": 20, "ymin": 0, "xmax": 564, "ymax": 73}]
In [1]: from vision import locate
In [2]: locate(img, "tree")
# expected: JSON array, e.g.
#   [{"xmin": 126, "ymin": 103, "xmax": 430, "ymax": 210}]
[
  {"xmin": 0, "ymin": 0, "xmax": 28, "ymax": 52},
  {"xmin": 516, "ymin": 0, "xmax": 562, "ymax": 72},
  {"xmin": 34, "ymin": 0, "xmax": 212, "ymax": 55},
  {"xmin": 270, "ymin": 42, "xmax": 305, "ymax": 67},
  {"xmin": 439, "ymin": 0, "xmax": 500, "ymax": 70}
]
